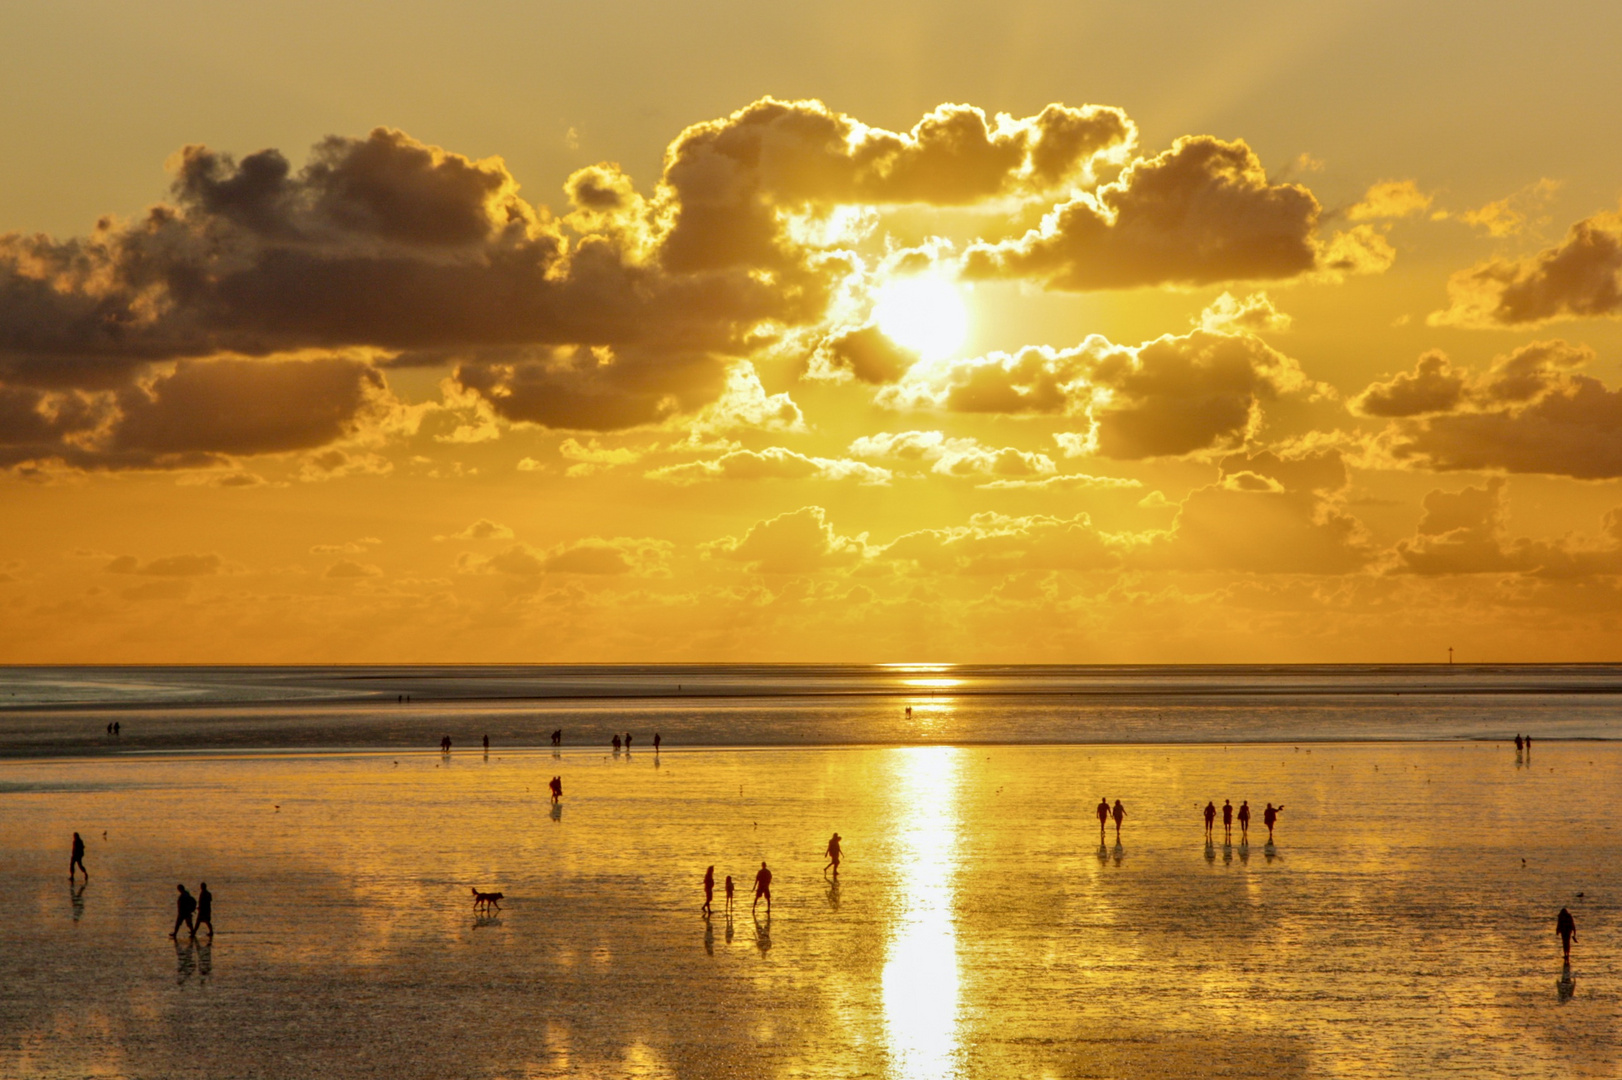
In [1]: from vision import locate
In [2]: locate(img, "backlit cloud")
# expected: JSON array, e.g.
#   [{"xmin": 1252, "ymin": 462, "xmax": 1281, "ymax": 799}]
[
  {"xmin": 1432, "ymin": 209, "xmax": 1622, "ymax": 327},
  {"xmin": 704, "ymin": 505, "xmax": 871, "ymax": 573}
]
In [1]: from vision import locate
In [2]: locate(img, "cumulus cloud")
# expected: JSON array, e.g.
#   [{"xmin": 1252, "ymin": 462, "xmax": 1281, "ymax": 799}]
[
  {"xmin": 847, "ymin": 429, "xmax": 1056, "ymax": 479},
  {"xmin": 961, "ymin": 136, "xmax": 1386, "ymax": 290},
  {"xmin": 1393, "ymin": 479, "xmax": 1622, "ymax": 577},
  {"xmin": 1359, "ymin": 341, "xmax": 1622, "ymax": 478},
  {"xmin": 439, "ymin": 519, "xmax": 514, "ymax": 542},
  {"xmin": 882, "ymin": 329, "xmax": 1311, "ymax": 459},
  {"xmin": 325, "ymin": 559, "xmax": 383, "ymax": 578},
  {"xmin": 105, "ymin": 552, "xmax": 223, "ymax": 576},
  {"xmin": 879, "ymin": 511, "xmax": 1118, "ymax": 574},
  {"xmin": 461, "ymin": 537, "xmax": 672, "ymax": 577},
  {"xmin": 311, "ymin": 537, "xmax": 382, "ymax": 554},
  {"xmin": 1348, "ymin": 180, "xmax": 1432, "ymax": 221},
  {"xmin": 1441, "ymin": 178, "xmax": 1561, "ymax": 238},
  {"xmin": 812, "ymin": 324, "xmax": 919, "ymax": 384},
  {"xmin": 1196, "ymin": 291, "xmax": 1291, "ymax": 334},
  {"xmin": 558, "ymin": 436, "xmax": 642, "ymax": 477},
  {"xmin": 704, "ymin": 505, "xmax": 871, "ymax": 573},
  {"xmin": 646, "ymin": 446, "xmax": 890, "ymax": 485},
  {"xmin": 1432, "ymin": 209, "xmax": 1622, "ymax": 327}
]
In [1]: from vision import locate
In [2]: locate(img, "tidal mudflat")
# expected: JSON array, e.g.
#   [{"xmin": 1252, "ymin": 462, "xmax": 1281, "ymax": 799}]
[{"xmin": 2, "ymin": 742, "xmax": 1616, "ymax": 1079}]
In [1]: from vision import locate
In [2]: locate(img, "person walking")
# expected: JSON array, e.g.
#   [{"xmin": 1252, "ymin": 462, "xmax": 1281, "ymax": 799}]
[
  {"xmin": 1222, "ymin": 799, "xmax": 1234, "ymax": 842},
  {"xmin": 1112, "ymin": 799, "xmax": 1126, "ymax": 841},
  {"xmin": 1238, "ymin": 800, "xmax": 1251, "ymax": 841},
  {"xmin": 549, "ymin": 776, "xmax": 562, "ymax": 804},
  {"xmin": 1096, "ymin": 797, "xmax": 1110, "ymax": 843},
  {"xmin": 1557, "ymin": 907, "xmax": 1577, "ymax": 960},
  {"xmin": 825, "ymin": 833, "xmax": 844, "ymax": 877},
  {"xmin": 195, "ymin": 882, "xmax": 213, "ymax": 939},
  {"xmin": 1203, "ymin": 802, "xmax": 1216, "ymax": 838},
  {"xmin": 753, "ymin": 861, "xmax": 772, "ymax": 915},
  {"xmin": 654, "ymin": 733, "xmax": 662, "ymax": 752},
  {"xmin": 1263, "ymin": 803, "xmax": 1283, "ymax": 842},
  {"xmin": 170, "ymin": 884, "xmax": 197, "ymax": 939},
  {"xmin": 702, "ymin": 865, "xmax": 715, "ymax": 916},
  {"xmin": 70, "ymin": 832, "xmax": 88, "ymax": 882}
]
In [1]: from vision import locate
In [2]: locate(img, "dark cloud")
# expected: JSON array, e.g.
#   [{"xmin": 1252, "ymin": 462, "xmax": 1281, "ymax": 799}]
[
  {"xmin": 817, "ymin": 324, "xmax": 919, "ymax": 384},
  {"xmin": 1433, "ymin": 210, "xmax": 1622, "ymax": 327},
  {"xmin": 1365, "ymin": 341, "xmax": 1622, "ymax": 478},
  {"xmin": 1393, "ymin": 479, "xmax": 1622, "ymax": 577},
  {"xmin": 883, "ymin": 329, "xmax": 1309, "ymax": 459},
  {"xmin": 961, "ymin": 137, "xmax": 1383, "ymax": 290}
]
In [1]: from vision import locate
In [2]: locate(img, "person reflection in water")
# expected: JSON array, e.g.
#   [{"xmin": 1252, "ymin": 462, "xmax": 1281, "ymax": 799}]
[
  {"xmin": 1112, "ymin": 799, "xmax": 1126, "ymax": 841},
  {"xmin": 1096, "ymin": 797, "xmax": 1110, "ymax": 842},
  {"xmin": 1203, "ymin": 802, "xmax": 1216, "ymax": 838},
  {"xmin": 70, "ymin": 880, "xmax": 86, "ymax": 921},
  {"xmin": 702, "ymin": 865, "xmax": 715, "ymax": 916},
  {"xmin": 195, "ymin": 882, "xmax": 213, "ymax": 939},
  {"xmin": 824, "ymin": 833, "xmax": 843, "ymax": 877},
  {"xmin": 1557, "ymin": 907, "xmax": 1577, "ymax": 961},
  {"xmin": 170, "ymin": 884, "xmax": 197, "ymax": 939},
  {"xmin": 753, "ymin": 861, "xmax": 772, "ymax": 914},
  {"xmin": 175, "ymin": 936, "xmax": 197, "ymax": 986},
  {"xmin": 70, "ymin": 832, "xmax": 88, "ymax": 882},
  {"xmin": 1238, "ymin": 800, "xmax": 1251, "ymax": 842}
]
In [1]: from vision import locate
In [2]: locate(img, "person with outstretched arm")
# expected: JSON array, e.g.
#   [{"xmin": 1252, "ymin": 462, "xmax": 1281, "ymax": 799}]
[{"xmin": 1263, "ymin": 803, "xmax": 1283, "ymax": 842}]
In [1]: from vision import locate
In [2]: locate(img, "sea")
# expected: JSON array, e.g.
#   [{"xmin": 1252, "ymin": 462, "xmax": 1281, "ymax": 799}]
[{"xmin": 1, "ymin": 665, "xmax": 1618, "ymax": 1078}]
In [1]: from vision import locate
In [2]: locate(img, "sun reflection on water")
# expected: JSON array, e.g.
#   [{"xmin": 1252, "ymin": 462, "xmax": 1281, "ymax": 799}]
[{"xmin": 881, "ymin": 746, "xmax": 963, "ymax": 1080}]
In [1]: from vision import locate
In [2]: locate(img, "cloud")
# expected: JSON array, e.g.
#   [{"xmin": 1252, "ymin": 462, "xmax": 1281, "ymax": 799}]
[
  {"xmin": 1348, "ymin": 180, "xmax": 1432, "ymax": 221},
  {"xmin": 1392, "ymin": 478, "xmax": 1622, "ymax": 577},
  {"xmin": 847, "ymin": 429, "xmax": 1056, "ymax": 478},
  {"xmin": 297, "ymin": 447, "xmax": 393, "ymax": 482},
  {"xmin": 976, "ymin": 473, "xmax": 1141, "ymax": 491},
  {"xmin": 104, "ymin": 552, "xmax": 223, "ymax": 576},
  {"xmin": 558, "ymin": 436, "xmax": 642, "ymax": 476},
  {"xmin": 461, "ymin": 537, "xmax": 672, "ymax": 577},
  {"xmin": 1442, "ymin": 178, "xmax": 1561, "ymax": 238},
  {"xmin": 325, "ymin": 559, "xmax": 383, "ymax": 578},
  {"xmin": 438, "ymin": 519, "xmax": 513, "ymax": 542},
  {"xmin": 1195, "ymin": 291, "xmax": 1291, "ymax": 334},
  {"xmin": 1431, "ymin": 209, "xmax": 1622, "ymax": 327},
  {"xmin": 646, "ymin": 446, "xmax": 890, "ymax": 485},
  {"xmin": 961, "ymin": 136, "xmax": 1386, "ymax": 290},
  {"xmin": 879, "ymin": 511, "xmax": 1118, "ymax": 573},
  {"xmin": 311, "ymin": 537, "xmax": 382, "ymax": 554},
  {"xmin": 1360, "ymin": 341, "xmax": 1622, "ymax": 478},
  {"xmin": 812, "ymin": 324, "xmax": 919, "ymax": 384},
  {"xmin": 881, "ymin": 329, "xmax": 1311, "ymax": 459},
  {"xmin": 704, "ymin": 505, "xmax": 871, "ymax": 573}
]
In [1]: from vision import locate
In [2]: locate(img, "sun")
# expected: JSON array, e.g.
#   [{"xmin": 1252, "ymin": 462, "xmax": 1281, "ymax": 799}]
[{"xmin": 871, "ymin": 275, "xmax": 969, "ymax": 361}]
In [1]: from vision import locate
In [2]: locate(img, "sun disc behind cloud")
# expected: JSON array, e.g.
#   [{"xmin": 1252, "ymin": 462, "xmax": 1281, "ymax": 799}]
[{"xmin": 872, "ymin": 276, "xmax": 969, "ymax": 361}]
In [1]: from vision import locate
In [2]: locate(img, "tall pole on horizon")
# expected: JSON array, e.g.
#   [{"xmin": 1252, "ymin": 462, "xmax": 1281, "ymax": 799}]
[{"xmin": 1448, "ymin": 646, "xmax": 1454, "ymax": 664}]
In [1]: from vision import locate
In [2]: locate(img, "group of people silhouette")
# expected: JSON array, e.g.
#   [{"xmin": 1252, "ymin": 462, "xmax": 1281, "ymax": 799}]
[
  {"xmin": 1096, "ymin": 798, "xmax": 1126, "ymax": 841},
  {"xmin": 699, "ymin": 862, "xmax": 772, "ymax": 917},
  {"xmin": 1202, "ymin": 798, "xmax": 1284, "ymax": 843},
  {"xmin": 610, "ymin": 732, "xmax": 662, "ymax": 752}
]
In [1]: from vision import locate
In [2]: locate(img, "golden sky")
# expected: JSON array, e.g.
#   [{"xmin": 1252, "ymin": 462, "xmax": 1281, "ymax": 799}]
[{"xmin": 4, "ymin": 0, "xmax": 1622, "ymax": 663}]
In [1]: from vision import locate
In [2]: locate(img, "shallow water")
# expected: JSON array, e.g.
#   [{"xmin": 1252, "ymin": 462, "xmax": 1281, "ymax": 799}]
[
  {"xmin": 5, "ymin": 664, "xmax": 1622, "ymax": 754},
  {"xmin": 1, "ymin": 743, "xmax": 1616, "ymax": 1079}
]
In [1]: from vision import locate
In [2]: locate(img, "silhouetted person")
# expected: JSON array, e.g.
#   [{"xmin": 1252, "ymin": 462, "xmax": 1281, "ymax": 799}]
[
  {"xmin": 551, "ymin": 729, "xmax": 562, "ymax": 746},
  {"xmin": 1096, "ymin": 797, "xmax": 1109, "ymax": 842},
  {"xmin": 825, "ymin": 832, "xmax": 843, "ymax": 876},
  {"xmin": 612, "ymin": 734, "xmax": 621, "ymax": 751},
  {"xmin": 702, "ymin": 865, "xmax": 715, "ymax": 916},
  {"xmin": 1112, "ymin": 799, "xmax": 1125, "ymax": 841},
  {"xmin": 1238, "ymin": 800, "xmax": 1251, "ymax": 841},
  {"xmin": 170, "ymin": 884, "xmax": 197, "ymax": 938},
  {"xmin": 1203, "ymin": 802, "xmax": 1216, "ymax": 838},
  {"xmin": 1557, "ymin": 907, "xmax": 1577, "ymax": 960},
  {"xmin": 113, "ymin": 721, "xmax": 120, "ymax": 735},
  {"xmin": 1515, "ymin": 734, "xmax": 1523, "ymax": 752},
  {"xmin": 1222, "ymin": 799, "xmax": 1233, "ymax": 841},
  {"xmin": 624, "ymin": 733, "xmax": 632, "ymax": 750},
  {"xmin": 725, "ymin": 874, "xmax": 735, "ymax": 915},
  {"xmin": 1263, "ymin": 803, "xmax": 1283, "ymax": 842},
  {"xmin": 482, "ymin": 734, "xmax": 489, "ymax": 752},
  {"xmin": 70, "ymin": 832, "xmax": 87, "ymax": 881},
  {"xmin": 753, "ymin": 861, "xmax": 772, "ymax": 914},
  {"xmin": 440, "ymin": 735, "xmax": 451, "ymax": 753},
  {"xmin": 195, "ymin": 882, "xmax": 213, "ymax": 939},
  {"xmin": 654, "ymin": 733, "xmax": 662, "ymax": 752},
  {"xmin": 549, "ymin": 776, "xmax": 562, "ymax": 803},
  {"xmin": 1525, "ymin": 735, "xmax": 1532, "ymax": 754}
]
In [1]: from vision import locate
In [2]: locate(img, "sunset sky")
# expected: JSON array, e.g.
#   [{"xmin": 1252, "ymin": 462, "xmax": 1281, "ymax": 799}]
[{"xmin": 4, "ymin": 0, "xmax": 1622, "ymax": 663}]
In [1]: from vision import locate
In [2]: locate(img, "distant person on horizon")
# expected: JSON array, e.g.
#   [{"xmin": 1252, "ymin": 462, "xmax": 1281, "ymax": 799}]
[
  {"xmin": 195, "ymin": 882, "xmax": 213, "ymax": 939},
  {"xmin": 1112, "ymin": 800, "xmax": 1125, "ymax": 841},
  {"xmin": 1526, "ymin": 735, "xmax": 1532, "ymax": 754},
  {"xmin": 1557, "ymin": 907, "xmax": 1577, "ymax": 960},
  {"xmin": 482, "ymin": 734, "xmax": 489, "ymax": 752},
  {"xmin": 1515, "ymin": 733, "xmax": 1523, "ymax": 752},
  {"xmin": 612, "ymin": 734, "xmax": 621, "ymax": 751},
  {"xmin": 1238, "ymin": 800, "xmax": 1251, "ymax": 841},
  {"xmin": 1223, "ymin": 799, "xmax": 1234, "ymax": 841},
  {"xmin": 654, "ymin": 733, "xmax": 661, "ymax": 752},
  {"xmin": 1203, "ymin": 802, "xmax": 1216, "ymax": 838},
  {"xmin": 1096, "ymin": 798, "xmax": 1110, "ymax": 842},
  {"xmin": 725, "ymin": 874, "xmax": 735, "ymax": 915},
  {"xmin": 702, "ymin": 865, "xmax": 715, "ymax": 916},
  {"xmin": 113, "ymin": 721, "xmax": 120, "ymax": 735},
  {"xmin": 551, "ymin": 729, "xmax": 562, "ymax": 746},
  {"xmin": 170, "ymin": 884, "xmax": 197, "ymax": 938},
  {"xmin": 625, "ymin": 733, "xmax": 633, "ymax": 750},
  {"xmin": 753, "ymin": 861, "xmax": 772, "ymax": 914},
  {"xmin": 825, "ymin": 833, "xmax": 843, "ymax": 877},
  {"xmin": 70, "ymin": 832, "xmax": 87, "ymax": 881},
  {"xmin": 1263, "ymin": 803, "xmax": 1283, "ymax": 842}
]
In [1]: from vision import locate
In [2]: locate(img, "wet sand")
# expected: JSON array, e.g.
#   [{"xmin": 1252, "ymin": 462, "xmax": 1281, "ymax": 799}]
[{"xmin": 1, "ymin": 743, "xmax": 1616, "ymax": 1079}]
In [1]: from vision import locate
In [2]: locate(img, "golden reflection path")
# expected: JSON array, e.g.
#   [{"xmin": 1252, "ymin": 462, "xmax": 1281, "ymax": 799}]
[{"xmin": 881, "ymin": 746, "xmax": 963, "ymax": 1080}]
